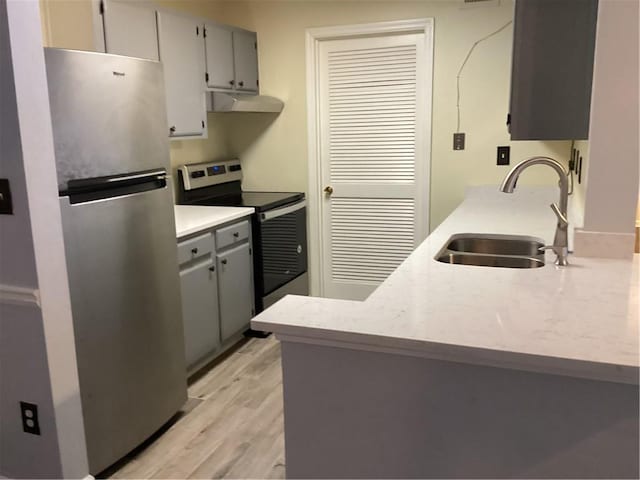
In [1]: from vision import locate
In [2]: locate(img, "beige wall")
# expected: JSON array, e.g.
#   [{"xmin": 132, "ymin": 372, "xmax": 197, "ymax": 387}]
[
  {"xmin": 205, "ymin": 0, "xmax": 570, "ymax": 230},
  {"xmin": 38, "ymin": 0, "xmax": 569, "ymax": 230},
  {"xmin": 571, "ymin": 139, "xmax": 589, "ymax": 228}
]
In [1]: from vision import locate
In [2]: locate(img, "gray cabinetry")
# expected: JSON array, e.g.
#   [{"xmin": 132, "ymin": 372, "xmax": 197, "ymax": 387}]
[
  {"xmin": 177, "ymin": 218, "xmax": 254, "ymax": 374},
  {"xmin": 102, "ymin": 0, "xmax": 159, "ymax": 61},
  {"xmin": 204, "ymin": 24, "xmax": 259, "ymax": 93},
  {"xmin": 217, "ymin": 242, "xmax": 254, "ymax": 342},
  {"xmin": 508, "ymin": 0, "xmax": 598, "ymax": 140},
  {"xmin": 232, "ymin": 30, "xmax": 259, "ymax": 92},
  {"xmin": 179, "ymin": 257, "xmax": 220, "ymax": 368},
  {"xmin": 204, "ymin": 23, "xmax": 235, "ymax": 90},
  {"xmin": 177, "ymin": 233, "xmax": 219, "ymax": 371},
  {"xmin": 157, "ymin": 10, "xmax": 207, "ymax": 138}
]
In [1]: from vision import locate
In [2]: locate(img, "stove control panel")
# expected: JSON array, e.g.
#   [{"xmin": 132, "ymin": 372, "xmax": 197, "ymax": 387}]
[{"xmin": 180, "ymin": 159, "xmax": 242, "ymax": 190}]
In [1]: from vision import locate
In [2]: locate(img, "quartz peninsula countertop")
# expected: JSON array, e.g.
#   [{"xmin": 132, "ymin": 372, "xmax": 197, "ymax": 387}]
[
  {"xmin": 174, "ymin": 205, "xmax": 254, "ymax": 239},
  {"xmin": 252, "ymin": 187, "xmax": 639, "ymax": 384}
]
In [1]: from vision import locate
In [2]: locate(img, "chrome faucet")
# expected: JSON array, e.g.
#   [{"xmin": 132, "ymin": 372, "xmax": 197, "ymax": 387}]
[{"xmin": 499, "ymin": 156, "xmax": 570, "ymax": 266}]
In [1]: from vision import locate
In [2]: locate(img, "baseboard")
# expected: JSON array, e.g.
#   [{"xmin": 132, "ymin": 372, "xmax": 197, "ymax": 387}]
[{"xmin": 573, "ymin": 229, "xmax": 636, "ymax": 259}]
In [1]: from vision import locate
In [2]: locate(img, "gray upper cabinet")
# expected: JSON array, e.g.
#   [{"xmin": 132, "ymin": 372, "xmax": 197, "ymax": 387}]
[
  {"xmin": 204, "ymin": 24, "xmax": 235, "ymax": 90},
  {"xmin": 232, "ymin": 30, "xmax": 259, "ymax": 92},
  {"xmin": 508, "ymin": 0, "xmax": 598, "ymax": 140},
  {"xmin": 102, "ymin": 0, "xmax": 159, "ymax": 61},
  {"xmin": 204, "ymin": 24, "xmax": 259, "ymax": 93},
  {"xmin": 157, "ymin": 10, "xmax": 207, "ymax": 138}
]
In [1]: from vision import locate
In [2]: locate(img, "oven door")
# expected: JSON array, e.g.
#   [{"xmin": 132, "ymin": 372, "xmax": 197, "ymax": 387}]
[{"xmin": 257, "ymin": 200, "xmax": 308, "ymax": 297}]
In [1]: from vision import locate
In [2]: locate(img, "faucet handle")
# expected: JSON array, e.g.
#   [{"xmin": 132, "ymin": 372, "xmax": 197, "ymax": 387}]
[{"xmin": 549, "ymin": 203, "xmax": 568, "ymax": 227}]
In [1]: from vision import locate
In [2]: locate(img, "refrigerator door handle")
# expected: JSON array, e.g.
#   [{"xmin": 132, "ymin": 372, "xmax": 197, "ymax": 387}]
[
  {"xmin": 66, "ymin": 169, "xmax": 167, "ymax": 193},
  {"xmin": 64, "ymin": 169, "xmax": 170, "ymax": 204}
]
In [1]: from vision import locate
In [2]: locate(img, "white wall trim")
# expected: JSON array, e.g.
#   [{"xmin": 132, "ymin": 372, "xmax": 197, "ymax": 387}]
[
  {"xmin": 305, "ymin": 18, "xmax": 434, "ymax": 297},
  {"xmin": 306, "ymin": 18, "xmax": 433, "ymax": 39},
  {"xmin": 7, "ymin": 1, "xmax": 90, "ymax": 477},
  {"xmin": 0, "ymin": 284, "xmax": 41, "ymax": 308}
]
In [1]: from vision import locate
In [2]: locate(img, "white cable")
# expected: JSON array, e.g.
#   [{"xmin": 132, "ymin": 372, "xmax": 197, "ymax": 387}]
[{"xmin": 456, "ymin": 21, "xmax": 513, "ymax": 133}]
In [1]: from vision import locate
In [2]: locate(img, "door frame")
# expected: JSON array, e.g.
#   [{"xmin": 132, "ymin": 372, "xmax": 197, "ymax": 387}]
[{"xmin": 305, "ymin": 18, "xmax": 434, "ymax": 297}]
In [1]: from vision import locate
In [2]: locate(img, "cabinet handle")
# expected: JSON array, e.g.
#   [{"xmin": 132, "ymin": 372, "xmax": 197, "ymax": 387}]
[
  {"xmin": 233, "ymin": 232, "xmax": 239, "ymax": 238},
  {"xmin": 238, "ymin": 81, "xmax": 244, "ymax": 87},
  {"xmin": 221, "ymin": 259, "xmax": 228, "ymax": 265},
  {"xmin": 208, "ymin": 265, "xmax": 215, "ymax": 272},
  {"xmin": 169, "ymin": 126, "xmax": 176, "ymax": 134},
  {"xmin": 191, "ymin": 247, "xmax": 198, "ymax": 255},
  {"xmin": 229, "ymin": 80, "xmax": 235, "ymax": 86}
]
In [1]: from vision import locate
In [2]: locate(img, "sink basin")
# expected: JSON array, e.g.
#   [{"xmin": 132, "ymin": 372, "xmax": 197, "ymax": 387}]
[
  {"xmin": 435, "ymin": 252, "xmax": 545, "ymax": 269},
  {"xmin": 445, "ymin": 233, "xmax": 544, "ymax": 256},
  {"xmin": 435, "ymin": 233, "xmax": 545, "ymax": 269}
]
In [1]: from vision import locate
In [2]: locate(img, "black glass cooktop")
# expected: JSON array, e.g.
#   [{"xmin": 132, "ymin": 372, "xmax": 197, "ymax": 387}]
[{"xmin": 192, "ymin": 191, "xmax": 304, "ymax": 213}]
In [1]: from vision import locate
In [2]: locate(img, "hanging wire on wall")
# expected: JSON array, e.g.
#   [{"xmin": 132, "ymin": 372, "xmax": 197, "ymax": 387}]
[{"xmin": 456, "ymin": 21, "xmax": 513, "ymax": 133}]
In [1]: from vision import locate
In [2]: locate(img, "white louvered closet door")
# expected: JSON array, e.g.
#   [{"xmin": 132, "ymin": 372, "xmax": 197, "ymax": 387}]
[{"xmin": 319, "ymin": 33, "xmax": 429, "ymax": 300}]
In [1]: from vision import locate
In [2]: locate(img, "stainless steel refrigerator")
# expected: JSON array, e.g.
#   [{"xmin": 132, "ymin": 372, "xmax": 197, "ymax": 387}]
[{"xmin": 44, "ymin": 48, "xmax": 187, "ymax": 474}]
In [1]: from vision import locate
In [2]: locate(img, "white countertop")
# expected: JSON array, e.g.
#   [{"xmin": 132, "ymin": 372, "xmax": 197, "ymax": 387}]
[
  {"xmin": 174, "ymin": 205, "xmax": 254, "ymax": 239},
  {"xmin": 252, "ymin": 187, "xmax": 640, "ymax": 384}
]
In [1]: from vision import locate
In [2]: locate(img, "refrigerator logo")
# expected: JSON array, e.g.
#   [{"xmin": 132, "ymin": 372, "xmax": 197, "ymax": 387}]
[{"xmin": 112, "ymin": 71, "xmax": 126, "ymax": 77}]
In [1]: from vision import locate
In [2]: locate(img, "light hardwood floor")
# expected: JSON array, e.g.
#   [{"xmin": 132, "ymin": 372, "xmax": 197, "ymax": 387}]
[{"xmin": 107, "ymin": 337, "xmax": 285, "ymax": 479}]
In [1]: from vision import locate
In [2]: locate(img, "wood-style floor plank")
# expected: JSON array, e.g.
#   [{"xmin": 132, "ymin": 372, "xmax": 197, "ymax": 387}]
[{"xmin": 107, "ymin": 336, "xmax": 285, "ymax": 479}]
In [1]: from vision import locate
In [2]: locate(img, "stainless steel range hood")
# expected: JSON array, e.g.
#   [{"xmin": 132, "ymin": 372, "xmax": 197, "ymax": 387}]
[{"xmin": 207, "ymin": 92, "xmax": 284, "ymax": 113}]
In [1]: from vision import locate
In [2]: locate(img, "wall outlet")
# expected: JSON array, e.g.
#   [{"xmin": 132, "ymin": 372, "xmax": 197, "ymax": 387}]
[
  {"xmin": 453, "ymin": 133, "xmax": 465, "ymax": 150},
  {"xmin": 20, "ymin": 402, "xmax": 40, "ymax": 435},
  {"xmin": 497, "ymin": 146, "xmax": 510, "ymax": 165}
]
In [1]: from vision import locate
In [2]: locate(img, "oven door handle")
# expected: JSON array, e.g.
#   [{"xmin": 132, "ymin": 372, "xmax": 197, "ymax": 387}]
[{"xmin": 259, "ymin": 200, "xmax": 306, "ymax": 222}]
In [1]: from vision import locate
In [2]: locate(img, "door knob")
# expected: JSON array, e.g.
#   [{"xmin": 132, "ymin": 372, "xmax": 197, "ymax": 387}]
[{"xmin": 324, "ymin": 186, "xmax": 334, "ymax": 195}]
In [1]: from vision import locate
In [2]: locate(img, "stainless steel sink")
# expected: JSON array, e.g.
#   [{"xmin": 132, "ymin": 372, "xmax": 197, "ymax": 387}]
[{"xmin": 435, "ymin": 233, "xmax": 545, "ymax": 269}]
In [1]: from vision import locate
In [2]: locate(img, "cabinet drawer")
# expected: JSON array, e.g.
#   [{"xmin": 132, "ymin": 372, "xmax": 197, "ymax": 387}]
[
  {"xmin": 216, "ymin": 220, "xmax": 249, "ymax": 250},
  {"xmin": 177, "ymin": 232, "xmax": 214, "ymax": 265}
]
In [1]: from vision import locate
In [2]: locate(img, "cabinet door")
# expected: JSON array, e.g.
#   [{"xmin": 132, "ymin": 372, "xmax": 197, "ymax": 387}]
[
  {"xmin": 179, "ymin": 258, "xmax": 220, "ymax": 369},
  {"xmin": 103, "ymin": 0, "xmax": 159, "ymax": 61},
  {"xmin": 232, "ymin": 30, "xmax": 259, "ymax": 92},
  {"xmin": 509, "ymin": 0, "xmax": 597, "ymax": 140},
  {"xmin": 204, "ymin": 24, "xmax": 235, "ymax": 90},
  {"xmin": 157, "ymin": 11, "xmax": 207, "ymax": 138},
  {"xmin": 217, "ymin": 243, "xmax": 254, "ymax": 341}
]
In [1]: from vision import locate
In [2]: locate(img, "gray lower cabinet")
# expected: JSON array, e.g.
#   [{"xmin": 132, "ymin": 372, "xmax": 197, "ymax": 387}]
[
  {"xmin": 177, "ymin": 218, "xmax": 254, "ymax": 374},
  {"xmin": 179, "ymin": 257, "xmax": 220, "ymax": 369},
  {"xmin": 178, "ymin": 232, "xmax": 219, "ymax": 371},
  {"xmin": 217, "ymin": 242, "xmax": 254, "ymax": 342}
]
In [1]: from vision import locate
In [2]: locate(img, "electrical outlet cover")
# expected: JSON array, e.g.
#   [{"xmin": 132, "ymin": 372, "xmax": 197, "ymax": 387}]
[
  {"xmin": 20, "ymin": 402, "xmax": 40, "ymax": 435},
  {"xmin": 453, "ymin": 133, "xmax": 465, "ymax": 150}
]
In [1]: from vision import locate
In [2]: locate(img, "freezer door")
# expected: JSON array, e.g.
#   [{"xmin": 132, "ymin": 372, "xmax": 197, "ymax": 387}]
[
  {"xmin": 59, "ymin": 185, "xmax": 186, "ymax": 474},
  {"xmin": 44, "ymin": 48, "xmax": 170, "ymax": 191}
]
